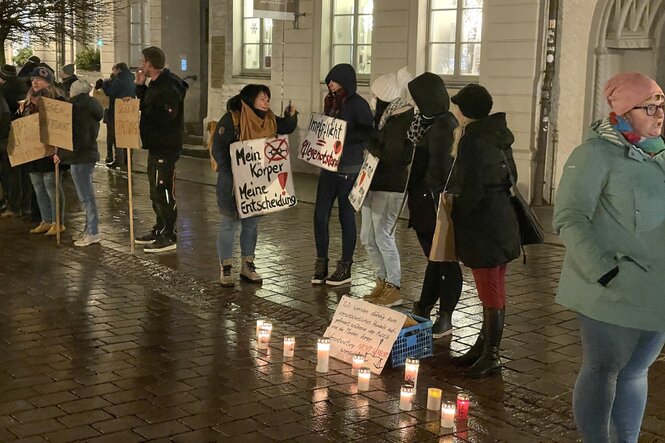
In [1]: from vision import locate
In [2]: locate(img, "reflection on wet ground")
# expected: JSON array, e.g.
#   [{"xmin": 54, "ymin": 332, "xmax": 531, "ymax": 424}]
[{"xmin": 0, "ymin": 164, "xmax": 663, "ymax": 442}]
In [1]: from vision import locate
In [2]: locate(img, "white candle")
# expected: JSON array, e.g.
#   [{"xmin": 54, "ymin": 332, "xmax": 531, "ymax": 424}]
[
  {"xmin": 351, "ymin": 354, "xmax": 364, "ymax": 376},
  {"xmin": 404, "ymin": 357, "xmax": 420, "ymax": 389},
  {"xmin": 400, "ymin": 385, "xmax": 414, "ymax": 411},
  {"xmin": 441, "ymin": 401, "xmax": 456, "ymax": 428},
  {"xmin": 316, "ymin": 337, "xmax": 331, "ymax": 373},
  {"xmin": 283, "ymin": 336, "xmax": 295, "ymax": 357},
  {"xmin": 427, "ymin": 388, "xmax": 442, "ymax": 411},
  {"xmin": 257, "ymin": 326, "xmax": 271, "ymax": 350},
  {"xmin": 358, "ymin": 367, "xmax": 371, "ymax": 391},
  {"xmin": 256, "ymin": 319, "xmax": 266, "ymax": 337}
]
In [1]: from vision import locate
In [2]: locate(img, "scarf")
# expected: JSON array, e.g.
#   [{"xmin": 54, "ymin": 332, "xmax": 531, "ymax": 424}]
[
  {"xmin": 238, "ymin": 101, "xmax": 277, "ymax": 141},
  {"xmin": 324, "ymin": 89, "xmax": 348, "ymax": 117},
  {"xmin": 407, "ymin": 112, "xmax": 436, "ymax": 145},
  {"xmin": 378, "ymin": 97, "xmax": 412, "ymax": 130},
  {"xmin": 451, "ymin": 114, "xmax": 477, "ymax": 158},
  {"xmin": 610, "ymin": 112, "xmax": 665, "ymax": 154}
]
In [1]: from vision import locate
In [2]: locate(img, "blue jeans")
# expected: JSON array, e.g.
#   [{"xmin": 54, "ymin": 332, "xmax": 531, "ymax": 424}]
[
  {"xmin": 360, "ymin": 191, "xmax": 403, "ymax": 286},
  {"xmin": 574, "ymin": 314, "xmax": 665, "ymax": 443},
  {"xmin": 217, "ymin": 213, "xmax": 259, "ymax": 260},
  {"xmin": 29, "ymin": 171, "xmax": 64, "ymax": 224},
  {"xmin": 70, "ymin": 163, "xmax": 99, "ymax": 235},
  {"xmin": 314, "ymin": 169, "xmax": 357, "ymax": 262}
]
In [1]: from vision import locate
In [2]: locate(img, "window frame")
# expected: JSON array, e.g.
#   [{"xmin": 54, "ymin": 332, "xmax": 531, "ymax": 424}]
[
  {"xmin": 427, "ymin": 0, "xmax": 483, "ymax": 85},
  {"xmin": 241, "ymin": 0, "xmax": 273, "ymax": 77},
  {"xmin": 330, "ymin": 0, "xmax": 373, "ymax": 83},
  {"xmin": 129, "ymin": 0, "xmax": 149, "ymax": 69}
]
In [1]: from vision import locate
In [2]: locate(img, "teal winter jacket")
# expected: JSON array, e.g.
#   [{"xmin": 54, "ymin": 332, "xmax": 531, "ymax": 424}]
[{"xmin": 554, "ymin": 118, "xmax": 665, "ymax": 331}]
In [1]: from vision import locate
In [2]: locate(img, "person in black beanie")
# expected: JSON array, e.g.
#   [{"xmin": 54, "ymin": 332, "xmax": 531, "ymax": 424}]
[
  {"xmin": 447, "ymin": 83, "xmax": 521, "ymax": 378},
  {"xmin": 407, "ymin": 72, "xmax": 463, "ymax": 339}
]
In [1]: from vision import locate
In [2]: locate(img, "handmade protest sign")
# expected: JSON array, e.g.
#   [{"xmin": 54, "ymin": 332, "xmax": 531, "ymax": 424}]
[
  {"xmin": 324, "ymin": 295, "xmax": 406, "ymax": 374},
  {"xmin": 230, "ymin": 135, "xmax": 297, "ymax": 218},
  {"xmin": 7, "ymin": 114, "xmax": 55, "ymax": 167},
  {"xmin": 39, "ymin": 97, "xmax": 73, "ymax": 150},
  {"xmin": 298, "ymin": 113, "xmax": 346, "ymax": 172},
  {"xmin": 114, "ymin": 98, "xmax": 141, "ymax": 149},
  {"xmin": 348, "ymin": 152, "xmax": 379, "ymax": 212}
]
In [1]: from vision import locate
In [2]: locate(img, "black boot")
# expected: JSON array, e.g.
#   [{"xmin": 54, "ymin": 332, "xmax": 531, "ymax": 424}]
[
  {"xmin": 465, "ymin": 308, "xmax": 504, "ymax": 379},
  {"xmin": 450, "ymin": 319, "xmax": 486, "ymax": 368}
]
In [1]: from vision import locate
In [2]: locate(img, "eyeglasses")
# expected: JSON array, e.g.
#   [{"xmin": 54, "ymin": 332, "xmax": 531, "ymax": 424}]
[{"xmin": 632, "ymin": 104, "xmax": 665, "ymax": 116}]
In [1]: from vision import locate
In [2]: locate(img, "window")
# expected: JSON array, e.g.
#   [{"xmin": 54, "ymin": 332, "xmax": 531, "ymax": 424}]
[
  {"xmin": 331, "ymin": 0, "xmax": 373, "ymax": 76},
  {"xmin": 428, "ymin": 0, "xmax": 482, "ymax": 77},
  {"xmin": 242, "ymin": 0, "xmax": 273, "ymax": 74},
  {"xmin": 129, "ymin": 0, "xmax": 149, "ymax": 68}
]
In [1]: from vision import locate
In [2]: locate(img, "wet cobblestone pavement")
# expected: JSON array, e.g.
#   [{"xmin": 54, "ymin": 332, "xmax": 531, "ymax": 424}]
[{"xmin": 2, "ymin": 164, "xmax": 665, "ymax": 442}]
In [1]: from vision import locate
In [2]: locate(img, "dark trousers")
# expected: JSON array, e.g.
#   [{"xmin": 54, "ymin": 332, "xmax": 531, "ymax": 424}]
[
  {"xmin": 314, "ymin": 169, "xmax": 357, "ymax": 262},
  {"xmin": 147, "ymin": 152, "xmax": 178, "ymax": 239},
  {"xmin": 0, "ymin": 153, "xmax": 35, "ymax": 215},
  {"xmin": 415, "ymin": 230, "xmax": 462, "ymax": 314},
  {"xmin": 106, "ymin": 123, "xmax": 126, "ymax": 165}
]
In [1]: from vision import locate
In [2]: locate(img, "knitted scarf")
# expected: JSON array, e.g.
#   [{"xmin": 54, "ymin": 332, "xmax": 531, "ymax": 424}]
[
  {"xmin": 451, "ymin": 114, "xmax": 478, "ymax": 158},
  {"xmin": 378, "ymin": 97, "xmax": 412, "ymax": 130},
  {"xmin": 610, "ymin": 112, "xmax": 665, "ymax": 154},
  {"xmin": 406, "ymin": 112, "xmax": 436, "ymax": 145},
  {"xmin": 238, "ymin": 101, "xmax": 277, "ymax": 141}
]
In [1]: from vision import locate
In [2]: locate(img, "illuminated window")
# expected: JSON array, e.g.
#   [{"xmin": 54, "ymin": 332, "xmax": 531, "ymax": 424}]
[
  {"xmin": 129, "ymin": 0, "xmax": 149, "ymax": 68},
  {"xmin": 242, "ymin": 0, "xmax": 273, "ymax": 74},
  {"xmin": 428, "ymin": 0, "xmax": 482, "ymax": 77},
  {"xmin": 331, "ymin": 0, "xmax": 373, "ymax": 77}
]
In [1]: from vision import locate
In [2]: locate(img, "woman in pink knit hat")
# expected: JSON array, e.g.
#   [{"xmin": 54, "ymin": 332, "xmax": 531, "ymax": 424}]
[{"xmin": 554, "ymin": 72, "xmax": 665, "ymax": 442}]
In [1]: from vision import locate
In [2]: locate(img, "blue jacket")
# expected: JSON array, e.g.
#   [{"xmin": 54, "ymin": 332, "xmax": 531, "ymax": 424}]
[
  {"xmin": 554, "ymin": 118, "xmax": 665, "ymax": 331},
  {"xmin": 103, "ymin": 69, "xmax": 136, "ymax": 124}
]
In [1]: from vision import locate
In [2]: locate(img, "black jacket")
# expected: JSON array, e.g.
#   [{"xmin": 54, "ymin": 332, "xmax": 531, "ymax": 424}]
[
  {"xmin": 59, "ymin": 93, "xmax": 104, "ymax": 165},
  {"xmin": 61, "ymin": 75, "xmax": 79, "ymax": 97},
  {"xmin": 367, "ymin": 107, "xmax": 414, "ymax": 192},
  {"xmin": 1, "ymin": 76, "xmax": 29, "ymax": 118},
  {"xmin": 406, "ymin": 73, "xmax": 457, "ymax": 233},
  {"xmin": 324, "ymin": 64, "xmax": 373, "ymax": 174},
  {"xmin": 0, "ymin": 90, "xmax": 9, "ymax": 153},
  {"xmin": 136, "ymin": 69, "xmax": 188, "ymax": 157},
  {"xmin": 449, "ymin": 113, "xmax": 521, "ymax": 268},
  {"xmin": 103, "ymin": 69, "xmax": 136, "ymax": 124}
]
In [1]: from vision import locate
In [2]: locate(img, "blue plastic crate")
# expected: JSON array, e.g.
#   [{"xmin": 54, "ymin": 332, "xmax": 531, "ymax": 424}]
[{"xmin": 389, "ymin": 314, "xmax": 433, "ymax": 367}]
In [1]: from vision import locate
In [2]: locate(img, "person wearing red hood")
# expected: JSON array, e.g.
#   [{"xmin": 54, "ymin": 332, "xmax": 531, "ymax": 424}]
[{"xmin": 311, "ymin": 63, "xmax": 373, "ymax": 286}]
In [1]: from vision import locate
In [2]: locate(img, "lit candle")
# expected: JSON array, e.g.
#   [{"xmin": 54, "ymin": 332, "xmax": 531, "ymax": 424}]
[
  {"xmin": 441, "ymin": 401, "xmax": 456, "ymax": 428},
  {"xmin": 358, "ymin": 367, "xmax": 371, "ymax": 391},
  {"xmin": 283, "ymin": 336, "xmax": 295, "ymax": 357},
  {"xmin": 427, "ymin": 388, "xmax": 442, "ymax": 411},
  {"xmin": 316, "ymin": 337, "xmax": 331, "ymax": 373},
  {"xmin": 456, "ymin": 392, "xmax": 470, "ymax": 420},
  {"xmin": 399, "ymin": 385, "xmax": 414, "ymax": 411},
  {"xmin": 351, "ymin": 354, "xmax": 365, "ymax": 376},
  {"xmin": 255, "ymin": 319, "xmax": 266, "ymax": 337},
  {"xmin": 404, "ymin": 357, "xmax": 420, "ymax": 389},
  {"xmin": 257, "ymin": 326, "xmax": 271, "ymax": 350}
]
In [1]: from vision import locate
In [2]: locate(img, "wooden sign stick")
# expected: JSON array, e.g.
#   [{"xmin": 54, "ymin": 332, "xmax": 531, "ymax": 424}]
[
  {"xmin": 54, "ymin": 162, "xmax": 61, "ymax": 245},
  {"xmin": 127, "ymin": 149, "xmax": 135, "ymax": 254}
]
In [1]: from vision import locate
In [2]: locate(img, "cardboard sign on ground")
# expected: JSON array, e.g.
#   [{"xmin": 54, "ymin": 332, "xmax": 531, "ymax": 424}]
[
  {"xmin": 7, "ymin": 114, "xmax": 55, "ymax": 167},
  {"xmin": 39, "ymin": 97, "xmax": 73, "ymax": 150},
  {"xmin": 348, "ymin": 152, "xmax": 379, "ymax": 212},
  {"xmin": 230, "ymin": 135, "xmax": 297, "ymax": 218},
  {"xmin": 323, "ymin": 295, "xmax": 406, "ymax": 374},
  {"xmin": 114, "ymin": 98, "xmax": 141, "ymax": 149},
  {"xmin": 298, "ymin": 113, "xmax": 346, "ymax": 172}
]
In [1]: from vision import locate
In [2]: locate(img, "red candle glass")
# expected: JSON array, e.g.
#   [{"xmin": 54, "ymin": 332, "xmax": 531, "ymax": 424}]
[{"xmin": 456, "ymin": 392, "xmax": 470, "ymax": 420}]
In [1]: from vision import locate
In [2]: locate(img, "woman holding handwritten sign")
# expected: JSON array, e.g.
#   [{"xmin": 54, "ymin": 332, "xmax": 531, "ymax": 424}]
[{"xmin": 211, "ymin": 84, "xmax": 297, "ymax": 287}]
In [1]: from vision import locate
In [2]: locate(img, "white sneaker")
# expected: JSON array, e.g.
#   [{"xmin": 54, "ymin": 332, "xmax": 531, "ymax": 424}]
[
  {"xmin": 74, "ymin": 233, "xmax": 102, "ymax": 247},
  {"xmin": 72, "ymin": 231, "xmax": 87, "ymax": 241}
]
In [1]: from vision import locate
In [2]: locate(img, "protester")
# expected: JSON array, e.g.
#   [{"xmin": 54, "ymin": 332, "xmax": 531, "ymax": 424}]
[
  {"xmin": 211, "ymin": 84, "xmax": 297, "ymax": 286},
  {"xmin": 554, "ymin": 72, "xmax": 665, "ymax": 442},
  {"xmin": 134, "ymin": 46, "xmax": 188, "ymax": 253},
  {"xmin": 0, "ymin": 89, "xmax": 10, "ymax": 212},
  {"xmin": 360, "ymin": 68, "xmax": 414, "ymax": 307},
  {"xmin": 312, "ymin": 63, "xmax": 373, "ymax": 286},
  {"xmin": 447, "ymin": 84, "xmax": 521, "ymax": 378},
  {"xmin": 19, "ymin": 67, "xmax": 66, "ymax": 236},
  {"xmin": 102, "ymin": 62, "xmax": 135, "ymax": 168},
  {"xmin": 59, "ymin": 64, "xmax": 78, "ymax": 97},
  {"xmin": 55, "ymin": 80, "xmax": 104, "ymax": 246},
  {"xmin": 407, "ymin": 72, "xmax": 463, "ymax": 338}
]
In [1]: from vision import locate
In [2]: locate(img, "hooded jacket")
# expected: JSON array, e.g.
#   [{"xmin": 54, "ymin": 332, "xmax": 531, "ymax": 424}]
[
  {"xmin": 406, "ymin": 73, "xmax": 457, "ymax": 232},
  {"xmin": 136, "ymin": 69, "xmax": 188, "ymax": 156},
  {"xmin": 103, "ymin": 69, "xmax": 136, "ymax": 124},
  {"xmin": 58, "ymin": 93, "xmax": 104, "ymax": 165},
  {"xmin": 554, "ymin": 118, "xmax": 665, "ymax": 331},
  {"xmin": 448, "ymin": 112, "xmax": 521, "ymax": 268},
  {"xmin": 324, "ymin": 64, "xmax": 373, "ymax": 174}
]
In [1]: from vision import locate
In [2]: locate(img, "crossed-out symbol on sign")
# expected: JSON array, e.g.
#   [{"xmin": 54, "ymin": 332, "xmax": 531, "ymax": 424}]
[{"xmin": 265, "ymin": 137, "xmax": 289, "ymax": 163}]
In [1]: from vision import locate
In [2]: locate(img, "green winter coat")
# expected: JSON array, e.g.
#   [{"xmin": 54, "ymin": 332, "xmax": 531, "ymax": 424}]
[{"xmin": 554, "ymin": 118, "xmax": 665, "ymax": 331}]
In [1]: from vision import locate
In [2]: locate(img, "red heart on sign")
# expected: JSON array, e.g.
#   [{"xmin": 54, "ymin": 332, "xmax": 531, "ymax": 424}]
[{"xmin": 333, "ymin": 140, "xmax": 343, "ymax": 155}]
